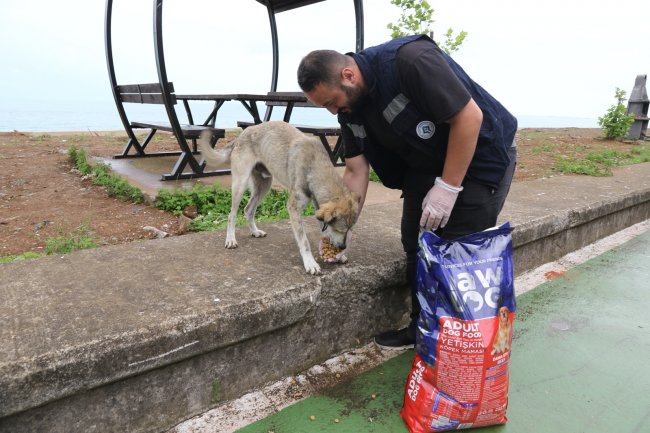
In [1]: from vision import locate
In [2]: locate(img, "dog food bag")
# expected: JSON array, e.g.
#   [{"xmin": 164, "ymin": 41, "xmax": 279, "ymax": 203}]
[{"xmin": 401, "ymin": 223, "xmax": 515, "ymax": 432}]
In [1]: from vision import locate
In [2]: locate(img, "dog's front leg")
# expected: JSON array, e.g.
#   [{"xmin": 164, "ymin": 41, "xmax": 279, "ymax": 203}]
[{"xmin": 287, "ymin": 193, "xmax": 320, "ymax": 275}]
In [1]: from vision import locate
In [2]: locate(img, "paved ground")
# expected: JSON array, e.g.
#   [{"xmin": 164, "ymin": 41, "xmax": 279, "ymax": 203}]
[{"xmin": 230, "ymin": 227, "xmax": 650, "ymax": 433}]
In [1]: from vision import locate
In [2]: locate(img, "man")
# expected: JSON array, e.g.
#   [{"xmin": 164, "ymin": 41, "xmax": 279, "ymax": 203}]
[{"xmin": 297, "ymin": 35, "xmax": 517, "ymax": 349}]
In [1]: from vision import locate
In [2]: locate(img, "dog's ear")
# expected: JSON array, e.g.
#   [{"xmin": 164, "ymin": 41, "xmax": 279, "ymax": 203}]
[
  {"xmin": 315, "ymin": 202, "xmax": 336, "ymax": 223},
  {"xmin": 351, "ymin": 191, "xmax": 361, "ymax": 203},
  {"xmin": 315, "ymin": 203, "xmax": 332, "ymax": 223}
]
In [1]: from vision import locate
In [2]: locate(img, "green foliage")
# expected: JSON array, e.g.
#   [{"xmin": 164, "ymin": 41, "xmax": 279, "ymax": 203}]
[
  {"xmin": 154, "ymin": 184, "xmax": 315, "ymax": 232},
  {"xmin": 440, "ymin": 28, "xmax": 468, "ymax": 56},
  {"xmin": 597, "ymin": 88, "xmax": 636, "ymax": 139},
  {"xmin": 553, "ymin": 157, "xmax": 612, "ymax": 177},
  {"xmin": 67, "ymin": 147, "xmax": 144, "ymax": 203},
  {"xmin": 387, "ymin": 0, "xmax": 466, "ymax": 55},
  {"xmin": 67, "ymin": 146, "xmax": 92, "ymax": 175},
  {"xmin": 44, "ymin": 224, "xmax": 97, "ymax": 255},
  {"xmin": 553, "ymin": 144, "xmax": 650, "ymax": 177},
  {"xmin": 369, "ymin": 169, "xmax": 382, "ymax": 183},
  {"xmin": 0, "ymin": 251, "xmax": 44, "ymax": 263}
]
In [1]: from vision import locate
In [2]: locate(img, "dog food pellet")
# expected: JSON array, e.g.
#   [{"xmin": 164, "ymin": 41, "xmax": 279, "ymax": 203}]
[
  {"xmin": 320, "ymin": 237, "xmax": 343, "ymax": 260},
  {"xmin": 309, "ymin": 415, "xmax": 316, "ymax": 421}
]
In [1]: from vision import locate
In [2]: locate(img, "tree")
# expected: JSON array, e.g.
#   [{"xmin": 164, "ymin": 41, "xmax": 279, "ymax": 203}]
[
  {"xmin": 597, "ymin": 88, "xmax": 635, "ymax": 139},
  {"xmin": 387, "ymin": 0, "xmax": 467, "ymax": 55}
]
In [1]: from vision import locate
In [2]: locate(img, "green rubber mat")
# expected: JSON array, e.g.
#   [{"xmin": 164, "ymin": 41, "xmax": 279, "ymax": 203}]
[{"xmin": 237, "ymin": 230, "xmax": 650, "ymax": 433}]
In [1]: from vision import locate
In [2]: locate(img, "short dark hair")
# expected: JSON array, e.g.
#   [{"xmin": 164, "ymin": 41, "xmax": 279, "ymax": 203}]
[{"xmin": 297, "ymin": 50, "xmax": 349, "ymax": 92}]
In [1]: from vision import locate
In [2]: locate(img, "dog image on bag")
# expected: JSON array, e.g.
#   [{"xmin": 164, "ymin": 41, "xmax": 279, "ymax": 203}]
[
  {"xmin": 198, "ymin": 121, "xmax": 359, "ymax": 275},
  {"xmin": 491, "ymin": 306, "xmax": 512, "ymax": 355}
]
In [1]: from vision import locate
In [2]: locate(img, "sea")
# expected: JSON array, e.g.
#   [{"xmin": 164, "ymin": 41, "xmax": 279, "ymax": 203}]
[{"xmin": 0, "ymin": 98, "xmax": 599, "ymax": 133}]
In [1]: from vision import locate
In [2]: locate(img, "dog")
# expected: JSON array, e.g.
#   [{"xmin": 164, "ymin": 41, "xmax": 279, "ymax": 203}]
[
  {"xmin": 491, "ymin": 306, "xmax": 512, "ymax": 355},
  {"xmin": 198, "ymin": 121, "xmax": 359, "ymax": 275}
]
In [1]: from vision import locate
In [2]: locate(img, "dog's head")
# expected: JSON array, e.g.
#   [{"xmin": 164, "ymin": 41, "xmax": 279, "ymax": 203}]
[
  {"xmin": 315, "ymin": 193, "xmax": 359, "ymax": 249},
  {"xmin": 498, "ymin": 306, "xmax": 510, "ymax": 324}
]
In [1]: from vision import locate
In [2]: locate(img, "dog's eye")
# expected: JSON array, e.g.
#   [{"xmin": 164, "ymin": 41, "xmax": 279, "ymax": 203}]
[{"xmin": 321, "ymin": 223, "xmax": 328, "ymax": 232}]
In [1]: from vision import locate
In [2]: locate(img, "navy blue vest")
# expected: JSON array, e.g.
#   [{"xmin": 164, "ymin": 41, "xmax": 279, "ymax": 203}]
[{"xmin": 339, "ymin": 35, "xmax": 517, "ymax": 189}]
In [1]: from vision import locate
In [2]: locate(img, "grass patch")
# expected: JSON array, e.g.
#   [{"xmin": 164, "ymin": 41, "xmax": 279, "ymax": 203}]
[
  {"xmin": 44, "ymin": 224, "xmax": 97, "ymax": 254},
  {"xmin": 553, "ymin": 144, "xmax": 650, "ymax": 176},
  {"xmin": 1, "ymin": 225, "xmax": 97, "ymax": 263},
  {"xmin": 0, "ymin": 251, "xmax": 44, "ymax": 263},
  {"xmin": 531, "ymin": 142, "xmax": 558, "ymax": 153},
  {"xmin": 68, "ymin": 146, "xmax": 144, "ymax": 203},
  {"xmin": 154, "ymin": 183, "xmax": 315, "ymax": 232}
]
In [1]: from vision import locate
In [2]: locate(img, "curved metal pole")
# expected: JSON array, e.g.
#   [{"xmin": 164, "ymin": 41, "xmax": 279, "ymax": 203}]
[
  {"xmin": 354, "ymin": 0, "xmax": 364, "ymax": 52},
  {"xmin": 153, "ymin": 0, "xmax": 201, "ymax": 173},
  {"xmin": 105, "ymin": 0, "xmax": 137, "ymax": 143},
  {"xmin": 264, "ymin": 3, "xmax": 280, "ymax": 121}
]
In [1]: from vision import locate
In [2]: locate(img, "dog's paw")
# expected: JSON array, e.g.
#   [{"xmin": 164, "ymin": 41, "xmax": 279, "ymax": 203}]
[
  {"xmin": 224, "ymin": 239, "xmax": 238, "ymax": 249},
  {"xmin": 251, "ymin": 229, "xmax": 267, "ymax": 238},
  {"xmin": 303, "ymin": 257, "xmax": 321, "ymax": 275}
]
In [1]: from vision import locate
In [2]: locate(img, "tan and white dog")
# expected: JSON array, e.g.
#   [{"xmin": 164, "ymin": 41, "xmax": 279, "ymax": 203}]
[
  {"xmin": 491, "ymin": 306, "xmax": 512, "ymax": 355},
  {"xmin": 198, "ymin": 121, "xmax": 358, "ymax": 275}
]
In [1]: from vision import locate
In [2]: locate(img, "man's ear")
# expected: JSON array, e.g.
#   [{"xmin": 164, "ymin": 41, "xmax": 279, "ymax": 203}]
[{"xmin": 341, "ymin": 67, "xmax": 355, "ymax": 85}]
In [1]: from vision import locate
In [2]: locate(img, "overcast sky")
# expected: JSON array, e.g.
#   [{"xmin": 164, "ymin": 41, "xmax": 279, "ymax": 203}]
[{"xmin": 0, "ymin": 0, "xmax": 648, "ymax": 122}]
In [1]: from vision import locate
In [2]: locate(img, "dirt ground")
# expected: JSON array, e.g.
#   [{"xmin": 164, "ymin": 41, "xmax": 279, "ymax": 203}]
[{"xmin": 0, "ymin": 127, "xmax": 642, "ymax": 258}]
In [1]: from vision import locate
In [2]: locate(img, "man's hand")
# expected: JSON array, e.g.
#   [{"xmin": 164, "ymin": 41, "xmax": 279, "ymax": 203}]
[
  {"xmin": 420, "ymin": 177, "xmax": 463, "ymax": 231},
  {"xmin": 319, "ymin": 232, "xmax": 351, "ymax": 263}
]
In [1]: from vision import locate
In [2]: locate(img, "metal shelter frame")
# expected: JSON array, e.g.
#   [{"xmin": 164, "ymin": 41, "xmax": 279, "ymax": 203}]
[{"xmin": 104, "ymin": 0, "xmax": 364, "ymax": 180}]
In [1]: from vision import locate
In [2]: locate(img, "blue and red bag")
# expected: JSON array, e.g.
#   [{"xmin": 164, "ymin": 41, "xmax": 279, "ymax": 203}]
[{"xmin": 401, "ymin": 223, "xmax": 515, "ymax": 432}]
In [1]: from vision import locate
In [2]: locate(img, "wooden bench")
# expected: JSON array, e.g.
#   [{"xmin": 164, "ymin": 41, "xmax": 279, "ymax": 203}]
[
  {"xmin": 238, "ymin": 93, "xmax": 344, "ymax": 166},
  {"xmin": 113, "ymin": 82, "xmax": 228, "ymax": 180}
]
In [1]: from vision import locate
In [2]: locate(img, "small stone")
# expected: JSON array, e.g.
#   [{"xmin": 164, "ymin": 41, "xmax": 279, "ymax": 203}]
[
  {"xmin": 309, "ymin": 415, "xmax": 316, "ymax": 421},
  {"xmin": 178, "ymin": 215, "xmax": 193, "ymax": 234},
  {"xmin": 143, "ymin": 226, "xmax": 168, "ymax": 239},
  {"xmin": 182, "ymin": 205, "xmax": 198, "ymax": 219}
]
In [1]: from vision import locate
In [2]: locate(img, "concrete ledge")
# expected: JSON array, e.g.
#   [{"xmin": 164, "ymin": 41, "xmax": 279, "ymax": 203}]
[{"xmin": 1, "ymin": 162, "xmax": 649, "ymax": 433}]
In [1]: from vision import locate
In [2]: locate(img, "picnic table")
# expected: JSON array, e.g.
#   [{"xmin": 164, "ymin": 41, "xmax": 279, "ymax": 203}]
[
  {"xmin": 177, "ymin": 92, "xmax": 313, "ymax": 126},
  {"xmin": 178, "ymin": 92, "xmax": 345, "ymax": 166}
]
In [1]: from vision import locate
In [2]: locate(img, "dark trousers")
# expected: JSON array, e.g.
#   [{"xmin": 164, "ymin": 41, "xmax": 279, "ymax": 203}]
[{"xmin": 400, "ymin": 146, "xmax": 517, "ymax": 333}]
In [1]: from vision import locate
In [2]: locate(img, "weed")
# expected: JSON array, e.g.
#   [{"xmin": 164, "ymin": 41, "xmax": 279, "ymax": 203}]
[
  {"xmin": 553, "ymin": 157, "xmax": 612, "ymax": 176},
  {"xmin": 553, "ymin": 144, "xmax": 650, "ymax": 176},
  {"xmin": 531, "ymin": 142, "xmax": 557, "ymax": 153},
  {"xmin": 44, "ymin": 224, "xmax": 97, "ymax": 255},
  {"xmin": 68, "ymin": 146, "xmax": 144, "ymax": 203},
  {"xmin": 0, "ymin": 251, "xmax": 44, "ymax": 263}
]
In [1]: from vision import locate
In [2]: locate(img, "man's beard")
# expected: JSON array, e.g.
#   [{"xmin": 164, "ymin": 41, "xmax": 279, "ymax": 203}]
[{"xmin": 340, "ymin": 83, "xmax": 364, "ymax": 113}]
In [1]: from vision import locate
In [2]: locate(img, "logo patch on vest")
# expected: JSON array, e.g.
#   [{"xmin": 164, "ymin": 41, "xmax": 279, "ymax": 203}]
[{"xmin": 416, "ymin": 121, "xmax": 435, "ymax": 139}]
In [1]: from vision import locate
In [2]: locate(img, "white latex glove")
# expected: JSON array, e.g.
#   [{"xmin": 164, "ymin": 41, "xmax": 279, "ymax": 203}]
[
  {"xmin": 420, "ymin": 177, "xmax": 463, "ymax": 231},
  {"xmin": 319, "ymin": 231, "xmax": 352, "ymax": 264}
]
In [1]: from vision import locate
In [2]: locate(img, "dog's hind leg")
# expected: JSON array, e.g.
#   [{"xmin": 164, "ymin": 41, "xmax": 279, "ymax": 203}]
[
  {"xmin": 225, "ymin": 170, "xmax": 250, "ymax": 249},
  {"xmin": 287, "ymin": 192, "xmax": 321, "ymax": 275},
  {"xmin": 245, "ymin": 169, "xmax": 272, "ymax": 238}
]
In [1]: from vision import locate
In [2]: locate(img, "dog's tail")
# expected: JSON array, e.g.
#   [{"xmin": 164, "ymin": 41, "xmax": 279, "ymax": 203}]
[{"xmin": 198, "ymin": 130, "xmax": 234, "ymax": 168}]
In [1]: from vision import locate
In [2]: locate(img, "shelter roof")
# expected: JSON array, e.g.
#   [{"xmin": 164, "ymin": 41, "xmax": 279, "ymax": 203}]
[{"xmin": 254, "ymin": 0, "xmax": 326, "ymax": 13}]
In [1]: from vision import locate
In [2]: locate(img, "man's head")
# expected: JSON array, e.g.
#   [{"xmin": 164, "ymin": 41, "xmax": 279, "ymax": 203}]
[{"xmin": 297, "ymin": 50, "xmax": 365, "ymax": 114}]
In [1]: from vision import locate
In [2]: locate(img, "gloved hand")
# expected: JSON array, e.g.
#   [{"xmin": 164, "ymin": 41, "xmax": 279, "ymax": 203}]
[
  {"xmin": 319, "ymin": 231, "xmax": 352, "ymax": 263},
  {"xmin": 420, "ymin": 177, "xmax": 463, "ymax": 231}
]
